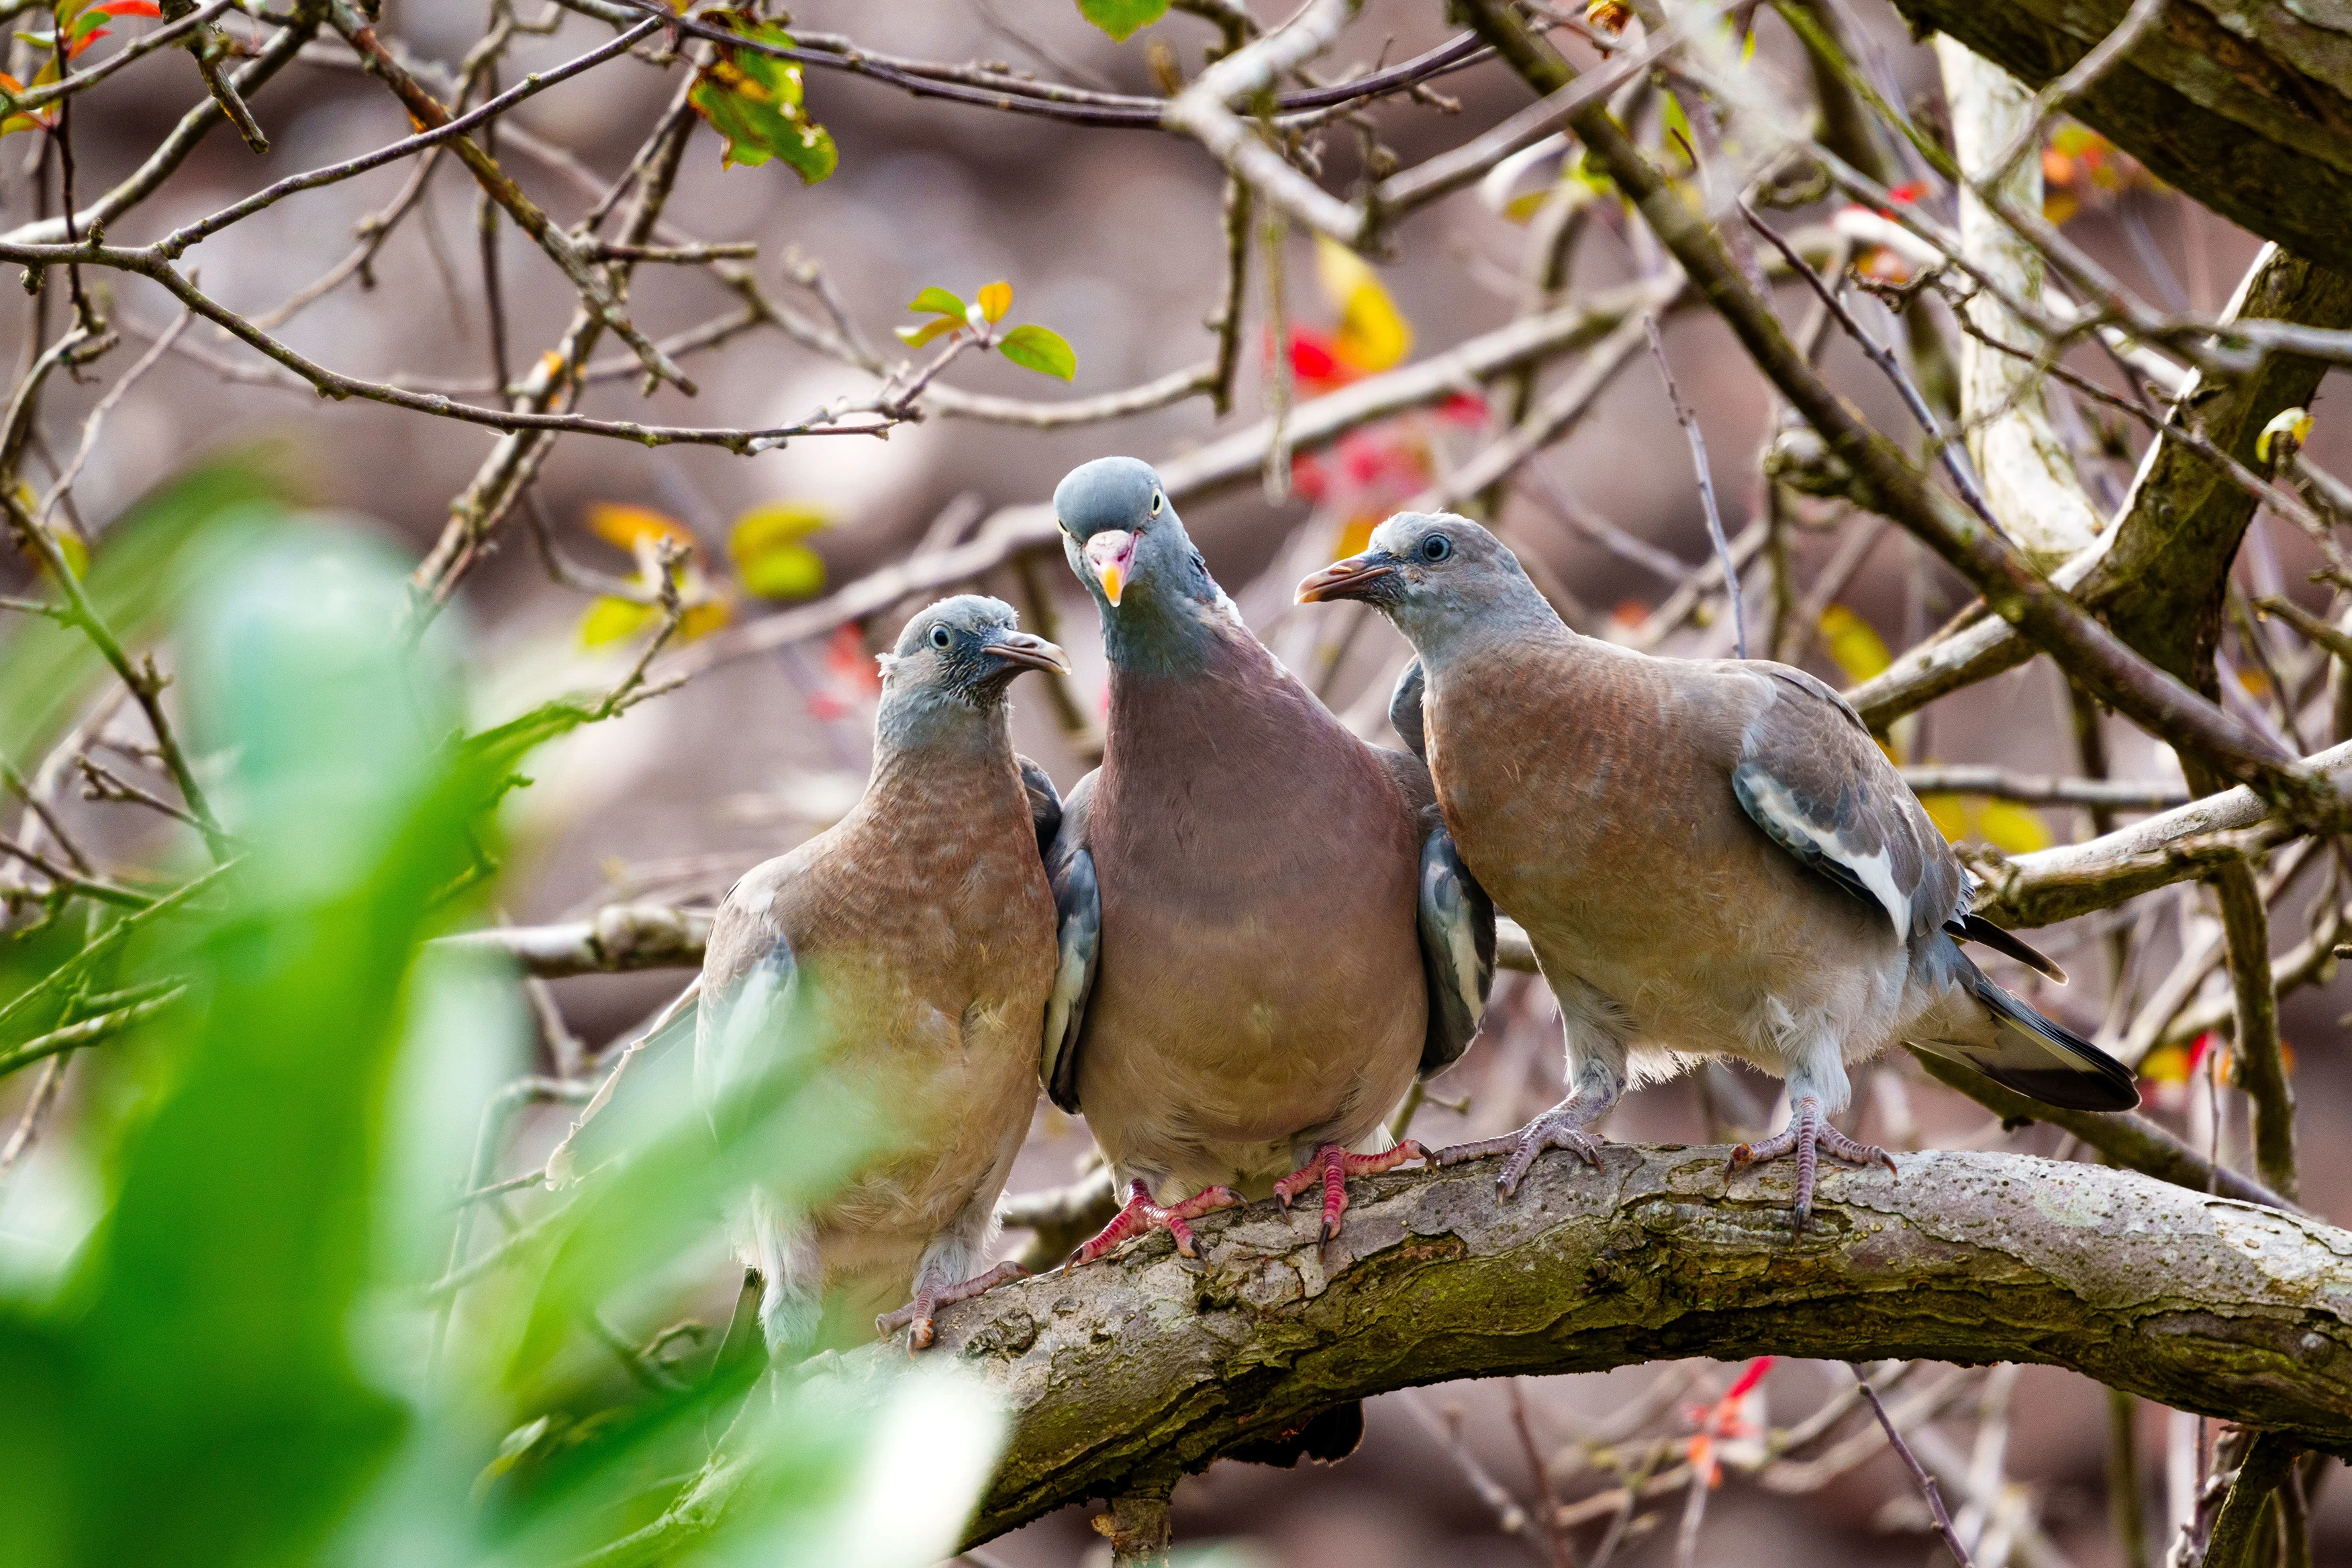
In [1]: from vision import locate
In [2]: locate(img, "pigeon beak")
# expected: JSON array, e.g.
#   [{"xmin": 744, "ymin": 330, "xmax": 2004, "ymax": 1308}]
[
  {"xmin": 1085, "ymin": 530, "xmax": 1137, "ymax": 607},
  {"xmin": 1295, "ymin": 552, "xmax": 1398, "ymax": 605},
  {"xmin": 983, "ymin": 630, "xmax": 1071, "ymax": 676}
]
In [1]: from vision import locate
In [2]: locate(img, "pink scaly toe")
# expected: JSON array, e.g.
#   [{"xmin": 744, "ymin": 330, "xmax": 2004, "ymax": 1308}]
[{"xmin": 1275, "ymin": 1141, "xmax": 1430, "ymax": 1243}]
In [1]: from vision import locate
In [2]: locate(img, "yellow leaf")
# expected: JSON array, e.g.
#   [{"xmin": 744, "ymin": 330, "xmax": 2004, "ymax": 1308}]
[
  {"xmin": 679, "ymin": 597, "xmax": 734, "ymax": 641},
  {"xmin": 2256, "ymin": 406, "xmax": 2312, "ymax": 467},
  {"xmin": 1316, "ymin": 236, "xmax": 1412, "ymax": 373},
  {"xmin": 975, "ymin": 281, "xmax": 1013, "ymax": 324},
  {"xmin": 1818, "ymin": 604, "xmax": 1891, "ymax": 683},
  {"xmin": 2139, "ymin": 1042, "xmax": 2190, "ymax": 1085},
  {"xmin": 580, "ymin": 596, "xmax": 656, "ymax": 646},
  {"xmin": 1918, "ymin": 793, "xmax": 1968, "ymax": 844},
  {"xmin": 1334, "ymin": 513, "xmax": 1377, "ymax": 560},
  {"xmin": 52, "ymin": 530, "xmax": 87, "ymax": 581},
  {"xmin": 2237, "ymin": 665, "xmax": 2273, "ymax": 703},
  {"xmin": 2043, "ymin": 191, "xmax": 2079, "ymax": 226},
  {"xmin": 1973, "ymin": 799, "xmax": 2053, "ymax": 855},
  {"xmin": 587, "ymin": 503, "xmax": 695, "ymax": 553}
]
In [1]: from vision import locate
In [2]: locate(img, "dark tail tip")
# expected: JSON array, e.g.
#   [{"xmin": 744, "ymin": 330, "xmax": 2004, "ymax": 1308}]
[{"xmin": 1947, "ymin": 912, "xmax": 2068, "ymax": 984}]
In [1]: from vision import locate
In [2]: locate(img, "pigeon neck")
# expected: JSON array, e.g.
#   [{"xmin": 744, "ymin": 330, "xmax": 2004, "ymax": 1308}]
[
  {"xmin": 1401, "ymin": 574, "xmax": 1572, "ymax": 678},
  {"xmin": 1099, "ymin": 534, "xmax": 1228, "ymax": 678},
  {"xmin": 871, "ymin": 683, "xmax": 1012, "ymax": 769}
]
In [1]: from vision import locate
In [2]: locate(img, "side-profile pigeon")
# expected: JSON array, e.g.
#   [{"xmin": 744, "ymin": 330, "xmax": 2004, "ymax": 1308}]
[
  {"xmin": 697, "ymin": 596, "xmax": 1068, "ymax": 1352},
  {"xmin": 1040, "ymin": 457, "xmax": 1496, "ymax": 1261},
  {"xmin": 1297, "ymin": 513, "xmax": 2137, "ymax": 1226}
]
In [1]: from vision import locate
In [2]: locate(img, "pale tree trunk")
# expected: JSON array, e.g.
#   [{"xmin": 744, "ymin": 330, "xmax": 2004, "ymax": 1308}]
[{"xmin": 1933, "ymin": 38, "xmax": 2105, "ymax": 569}]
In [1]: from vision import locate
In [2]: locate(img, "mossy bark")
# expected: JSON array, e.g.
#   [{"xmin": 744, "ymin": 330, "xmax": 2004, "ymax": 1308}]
[
  {"xmin": 1891, "ymin": 1, "xmax": 2352, "ymax": 264},
  {"xmin": 893, "ymin": 1144, "xmax": 2352, "ymax": 1545}
]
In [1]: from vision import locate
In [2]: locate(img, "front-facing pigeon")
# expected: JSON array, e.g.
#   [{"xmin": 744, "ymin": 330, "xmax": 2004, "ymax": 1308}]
[
  {"xmin": 1297, "ymin": 513, "xmax": 2138, "ymax": 1227},
  {"xmin": 696, "ymin": 595, "xmax": 1067, "ymax": 1354},
  {"xmin": 1041, "ymin": 457, "xmax": 1496, "ymax": 1269}
]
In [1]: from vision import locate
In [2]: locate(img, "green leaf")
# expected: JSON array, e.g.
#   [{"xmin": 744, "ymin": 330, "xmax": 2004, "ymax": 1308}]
[
  {"xmin": 1077, "ymin": 0, "xmax": 1169, "ymax": 42},
  {"xmin": 997, "ymin": 323, "xmax": 1077, "ymax": 381},
  {"xmin": 731, "ymin": 503, "xmax": 831, "ymax": 599},
  {"xmin": 905, "ymin": 285, "xmax": 966, "ymax": 318},
  {"xmin": 687, "ymin": 14, "xmax": 838, "ymax": 181}
]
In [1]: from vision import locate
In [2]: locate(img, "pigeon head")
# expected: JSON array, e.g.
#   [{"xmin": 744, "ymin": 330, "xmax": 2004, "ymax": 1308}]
[
  {"xmin": 1293, "ymin": 511, "xmax": 1555, "ymax": 658},
  {"xmin": 1052, "ymin": 458, "xmax": 1224, "ymax": 669},
  {"xmin": 877, "ymin": 595, "xmax": 1067, "ymax": 742}
]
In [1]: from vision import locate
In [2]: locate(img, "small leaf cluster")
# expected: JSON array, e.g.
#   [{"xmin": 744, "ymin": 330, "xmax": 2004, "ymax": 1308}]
[
  {"xmin": 899, "ymin": 281, "xmax": 1078, "ymax": 381},
  {"xmin": 687, "ymin": 9, "xmax": 838, "ymax": 179}
]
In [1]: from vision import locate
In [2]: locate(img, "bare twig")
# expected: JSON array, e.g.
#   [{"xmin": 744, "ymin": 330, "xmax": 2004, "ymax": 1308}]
[
  {"xmin": 1851, "ymin": 1364, "xmax": 1975, "ymax": 1567},
  {"xmin": 1643, "ymin": 313, "xmax": 1744, "ymax": 658}
]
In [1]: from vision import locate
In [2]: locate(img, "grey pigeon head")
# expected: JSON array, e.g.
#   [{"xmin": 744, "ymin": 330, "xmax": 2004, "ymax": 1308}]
[
  {"xmin": 881, "ymin": 595, "xmax": 1067, "ymax": 716},
  {"xmin": 1295, "ymin": 511, "xmax": 1554, "ymax": 657},
  {"xmin": 1052, "ymin": 456, "xmax": 1220, "ymax": 671}
]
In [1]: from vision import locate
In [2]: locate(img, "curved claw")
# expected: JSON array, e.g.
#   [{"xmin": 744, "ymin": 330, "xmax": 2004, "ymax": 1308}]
[
  {"xmin": 875, "ymin": 1259, "xmax": 1030, "ymax": 1352},
  {"xmin": 1274, "ymin": 1142, "xmax": 1430, "ymax": 1246},
  {"xmin": 1726, "ymin": 1097, "xmax": 1895, "ymax": 1233},
  {"xmin": 1431, "ymin": 1120, "xmax": 1606, "ymax": 1196}
]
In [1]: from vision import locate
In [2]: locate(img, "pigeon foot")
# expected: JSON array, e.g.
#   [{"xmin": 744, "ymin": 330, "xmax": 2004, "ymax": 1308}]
[
  {"xmin": 877, "ymin": 1259, "xmax": 1030, "ymax": 1351},
  {"xmin": 1728, "ymin": 1095, "xmax": 1896, "ymax": 1232},
  {"xmin": 1434, "ymin": 1098, "xmax": 1606, "ymax": 1197},
  {"xmin": 1066, "ymin": 1179, "xmax": 1241, "ymax": 1269},
  {"xmin": 1274, "ymin": 1141, "xmax": 1430, "ymax": 1244}
]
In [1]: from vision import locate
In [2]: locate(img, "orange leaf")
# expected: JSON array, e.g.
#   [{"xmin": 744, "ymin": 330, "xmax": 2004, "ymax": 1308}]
[{"xmin": 586, "ymin": 502, "xmax": 695, "ymax": 553}]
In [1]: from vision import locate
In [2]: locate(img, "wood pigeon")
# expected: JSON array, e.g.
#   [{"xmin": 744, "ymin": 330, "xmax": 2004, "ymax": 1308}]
[
  {"xmin": 1040, "ymin": 457, "xmax": 1497, "ymax": 1261},
  {"xmin": 696, "ymin": 595, "xmax": 1068, "ymax": 1352},
  {"xmin": 1297, "ymin": 513, "xmax": 2137, "ymax": 1227}
]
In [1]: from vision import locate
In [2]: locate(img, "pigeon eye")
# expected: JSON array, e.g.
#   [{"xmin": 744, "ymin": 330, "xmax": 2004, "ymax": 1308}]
[
  {"xmin": 1420, "ymin": 534, "xmax": 1453, "ymax": 562},
  {"xmin": 929, "ymin": 624, "xmax": 953, "ymax": 650},
  {"xmin": 1149, "ymin": 491, "xmax": 1164, "ymax": 517}
]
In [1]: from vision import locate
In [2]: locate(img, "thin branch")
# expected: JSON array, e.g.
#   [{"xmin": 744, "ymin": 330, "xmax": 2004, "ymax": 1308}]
[
  {"xmin": 1895, "ymin": 766, "xmax": 2189, "ymax": 812},
  {"xmin": 1, "ymin": 0, "xmax": 240, "ymax": 115},
  {"xmin": 1983, "ymin": 0, "xmax": 2171, "ymax": 191},
  {"xmin": 1643, "ymin": 313, "xmax": 1744, "ymax": 658},
  {"xmin": 1851, "ymin": 1364, "xmax": 1976, "ymax": 1567},
  {"xmin": 37, "ymin": 307, "xmax": 189, "ymax": 532},
  {"xmin": 154, "ymin": 18, "xmax": 664, "ymax": 261},
  {"xmin": 0, "ymin": 985, "xmax": 188, "ymax": 1077},
  {"xmin": 1741, "ymin": 204, "xmax": 2000, "ymax": 533}
]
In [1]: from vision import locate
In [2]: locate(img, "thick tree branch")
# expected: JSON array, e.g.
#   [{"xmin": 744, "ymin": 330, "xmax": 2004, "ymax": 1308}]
[
  {"xmin": 889, "ymin": 1147, "xmax": 2352, "ymax": 1545},
  {"xmin": 1889, "ymin": 0, "xmax": 2352, "ymax": 268}
]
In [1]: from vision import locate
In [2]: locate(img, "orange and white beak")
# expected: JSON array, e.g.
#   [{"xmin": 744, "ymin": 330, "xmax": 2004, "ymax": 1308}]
[{"xmin": 1084, "ymin": 530, "xmax": 1138, "ymax": 607}]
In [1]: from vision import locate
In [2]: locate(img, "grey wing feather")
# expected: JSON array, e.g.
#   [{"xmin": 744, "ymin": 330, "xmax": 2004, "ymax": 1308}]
[
  {"xmin": 1040, "ymin": 771, "xmax": 1100, "ymax": 1114},
  {"xmin": 1016, "ymin": 753, "xmax": 1062, "ymax": 864},
  {"xmin": 1728, "ymin": 665, "xmax": 1963, "ymax": 943},
  {"xmin": 695, "ymin": 885, "xmax": 800, "ymax": 1138},
  {"xmin": 1415, "ymin": 826, "xmax": 1494, "ymax": 1076},
  {"xmin": 1389, "ymin": 657, "xmax": 1428, "ymax": 761}
]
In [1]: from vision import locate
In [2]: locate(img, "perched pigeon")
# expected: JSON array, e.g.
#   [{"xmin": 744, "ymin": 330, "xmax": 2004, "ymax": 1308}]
[
  {"xmin": 1297, "ymin": 513, "xmax": 2137, "ymax": 1226},
  {"xmin": 1041, "ymin": 457, "xmax": 1496, "ymax": 1261},
  {"xmin": 697, "ymin": 596, "xmax": 1069, "ymax": 1353}
]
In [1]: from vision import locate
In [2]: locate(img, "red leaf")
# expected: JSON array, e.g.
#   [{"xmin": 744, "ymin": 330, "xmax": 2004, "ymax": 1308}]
[
  {"xmin": 1289, "ymin": 452, "xmax": 1330, "ymax": 505},
  {"xmin": 1436, "ymin": 391, "xmax": 1487, "ymax": 426},
  {"xmin": 1287, "ymin": 326, "xmax": 1353, "ymax": 389},
  {"xmin": 95, "ymin": 0, "xmax": 163, "ymax": 14}
]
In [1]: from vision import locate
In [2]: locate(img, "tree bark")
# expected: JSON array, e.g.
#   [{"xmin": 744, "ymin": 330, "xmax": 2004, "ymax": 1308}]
[
  {"xmin": 901, "ymin": 1144, "xmax": 2352, "ymax": 1545},
  {"xmin": 1889, "ymin": 0, "xmax": 2352, "ymax": 266},
  {"xmin": 1847, "ymin": 243, "xmax": 2352, "ymax": 727}
]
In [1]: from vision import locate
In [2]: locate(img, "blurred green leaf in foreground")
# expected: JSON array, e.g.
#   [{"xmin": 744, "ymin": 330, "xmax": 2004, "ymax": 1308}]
[{"xmin": 0, "ymin": 465, "xmax": 1003, "ymax": 1568}]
